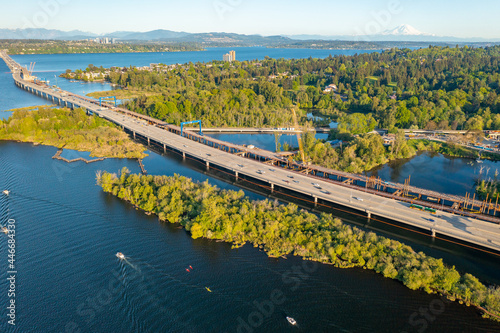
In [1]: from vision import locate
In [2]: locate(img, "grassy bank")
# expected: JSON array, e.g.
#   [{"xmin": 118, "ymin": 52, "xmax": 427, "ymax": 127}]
[
  {"xmin": 0, "ymin": 107, "xmax": 146, "ymax": 159},
  {"xmin": 98, "ymin": 169, "xmax": 500, "ymax": 322}
]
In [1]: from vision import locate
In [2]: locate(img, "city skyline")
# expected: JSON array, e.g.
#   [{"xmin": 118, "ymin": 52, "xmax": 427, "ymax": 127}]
[{"xmin": 2, "ymin": 0, "xmax": 500, "ymax": 39}]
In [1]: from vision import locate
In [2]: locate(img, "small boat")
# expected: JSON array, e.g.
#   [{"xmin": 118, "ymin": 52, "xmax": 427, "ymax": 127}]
[
  {"xmin": 1, "ymin": 227, "xmax": 8, "ymax": 234},
  {"xmin": 205, "ymin": 287, "xmax": 212, "ymax": 292},
  {"xmin": 116, "ymin": 252, "xmax": 125, "ymax": 260},
  {"xmin": 189, "ymin": 265, "xmax": 193, "ymax": 269},
  {"xmin": 2, "ymin": 190, "xmax": 9, "ymax": 196},
  {"xmin": 186, "ymin": 268, "xmax": 190, "ymax": 272},
  {"xmin": 286, "ymin": 316, "xmax": 297, "ymax": 325},
  {"xmin": 476, "ymin": 158, "xmax": 483, "ymax": 163}
]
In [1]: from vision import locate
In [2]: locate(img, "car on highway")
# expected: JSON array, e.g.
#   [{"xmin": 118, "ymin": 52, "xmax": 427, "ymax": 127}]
[
  {"xmin": 293, "ymin": 180, "xmax": 299, "ymax": 183},
  {"xmin": 353, "ymin": 197, "xmax": 363, "ymax": 201},
  {"xmin": 237, "ymin": 164, "xmax": 244, "ymax": 168},
  {"xmin": 283, "ymin": 180, "xmax": 290, "ymax": 183},
  {"xmin": 321, "ymin": 190, "xmax": 331, "ymax": 195},
  {"xmin": 312, "ymin": 183, "xmax": 320, "ymax": 187},
  {"xmin": 206, "ymin": 153, "xmax": 212, "ymax": 156},
  {"xmin": 287, "ymin": 175, "xmax": 294, "ymax": 178},
  {"xmin": 257, "ymin": 170, "xmax": 265, "ymax": 174},
  {"xmin": 269, "ymin": 168, "xmax": 275, "ymax": 172}
]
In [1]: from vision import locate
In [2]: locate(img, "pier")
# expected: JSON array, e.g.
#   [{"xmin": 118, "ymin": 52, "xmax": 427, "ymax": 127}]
[
  {"xmin": 2, "ymin": 50, "xmax": 500, "ymax": 255},
  {"xmin": 52, "ymin": 149, "xmax": 106, "ymax": 164}
]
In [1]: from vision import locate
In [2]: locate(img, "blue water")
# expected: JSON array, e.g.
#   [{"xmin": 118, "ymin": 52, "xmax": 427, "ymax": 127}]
[
  {"xmin": 205, "ymin": 132, "xmax": 329, "ymax": 152},
  {"xmin": 1, "ymin": 48, "xmax": 500, "ymax": 332},
  {"xmin": 10, "ymin": 47, "xmax": 380, "ymax": 72}
]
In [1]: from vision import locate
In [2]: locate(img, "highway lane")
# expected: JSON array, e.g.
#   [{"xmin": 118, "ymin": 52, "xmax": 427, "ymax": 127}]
[{"xmin": 97, "ymin": 107, "xmax": 500, "ymax": 253}]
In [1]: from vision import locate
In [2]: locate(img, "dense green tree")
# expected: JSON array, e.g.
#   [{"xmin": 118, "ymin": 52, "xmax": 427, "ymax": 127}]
[{"xmin": 97, "ymin": 170, "xmax": 500, "ymax": 322}]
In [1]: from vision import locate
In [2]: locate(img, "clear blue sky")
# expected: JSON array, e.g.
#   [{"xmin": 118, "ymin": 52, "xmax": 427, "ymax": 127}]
[{"xmin": 3, "ymin": 0, "xmax": 500, "ymax": 38}]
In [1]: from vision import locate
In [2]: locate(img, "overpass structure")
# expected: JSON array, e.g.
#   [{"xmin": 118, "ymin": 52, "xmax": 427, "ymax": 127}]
[{"xmin": 2, "ymin": 50, "xmax": 500, "ymax": 255}]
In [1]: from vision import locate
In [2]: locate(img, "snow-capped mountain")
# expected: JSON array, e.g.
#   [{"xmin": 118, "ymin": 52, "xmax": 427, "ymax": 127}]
[{"xmin": 382, "ymin": 24, "xmax": 434, "ymax": 36}]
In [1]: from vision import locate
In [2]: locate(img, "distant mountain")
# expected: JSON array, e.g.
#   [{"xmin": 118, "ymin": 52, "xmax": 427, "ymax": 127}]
[
  {"xmin": 0, "ymin": 28, "xmax": 97, "ymax": 40},
  {"xmin": 286, "ymin": 25, "xmax": 500, "ymax": 43},
  {"xmin": 1, "ymin": 27, "xmax": 498, "ymax": 44},
  {"xmin": 106, "ymin": 31, "xmax": 139, "ymax": 38},
  {"xmin": 164, "ymin": 32, "xmax": 291, "ymax": 46},
  {"xmin": 382, "ymin": 24, "xmax": 433, "ymax": 36},
  {"xmin": 0, "ymin": 28, "xmax": 291, "ymax": 46},
  {"xmin": 117, "ymin": 29, "xmax": 190, "ymax": 40}
]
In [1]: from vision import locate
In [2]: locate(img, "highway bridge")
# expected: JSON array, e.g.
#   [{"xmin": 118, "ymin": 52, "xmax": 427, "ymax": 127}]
[{"xmin": 2, "ymin": 51, "xmax": 500, "ymax": 255}]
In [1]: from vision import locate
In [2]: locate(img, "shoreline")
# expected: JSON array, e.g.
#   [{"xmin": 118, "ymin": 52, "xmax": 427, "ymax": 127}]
[
  {"xmin": 98, "ymin": 170, "xmax": 500, "ymax": 323},
  {"xmin": 0, "ymin": 107, "xmax": 147, "ymax": 159}
]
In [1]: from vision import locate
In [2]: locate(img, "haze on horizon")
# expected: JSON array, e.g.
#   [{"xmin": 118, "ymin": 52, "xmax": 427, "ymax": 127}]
[{"xmin": 2, "ymin": 0, "xmax": 500, "ymax": 39}]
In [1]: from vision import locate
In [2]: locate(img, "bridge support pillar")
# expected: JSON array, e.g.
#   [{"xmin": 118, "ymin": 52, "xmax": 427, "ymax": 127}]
[
  {"xmin": 183, "ymin": 152, "xmax": 186, "ymax": 159},
  {"xmin": 147, "ymin": 137, "xmax": 150, "ymax": 146},
  {"xmin": 431, "ymin": 228, "xmax": 436, "ymax": 238},
  {"xmin": 206, "ymin": 161, "xmax": 210, "ymax": 170},
  {"xmin": 270, "ymin": 183, "xmax": 274, "ymax": 193},
  {"xmin": 366, "ymin": 210, "xmax": 371, "ymax": 219},
  {"xmin": 235, "ymin": 171, "xmax": 238, "ymax": 180},
  {"xmin": 163, "ymin": 144, "xmax": 166, "ymax": 153},
  {"xmin": 313, "ymin": 196, "xmax": 318, "ymax": 207},
  {"xmin": 133, "ymin": 132, "xmax": 136, "ymax": 139}
]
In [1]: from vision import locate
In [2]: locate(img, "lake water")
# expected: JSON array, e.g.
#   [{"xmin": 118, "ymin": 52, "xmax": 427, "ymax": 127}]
[
  {"xmin": 367, "ymin": 151, "xmax": 500, "ymax": 197},
  {"xmin": 205, "ymin": 132, "xmax": 329, "ymax": 152},
  {"xmin": 2, "ymin": 143, "xmax": 500, "ymax": 333},
  {"xmin": 1, "ymin": 48, "xmax": 500, "ymax": 332}
]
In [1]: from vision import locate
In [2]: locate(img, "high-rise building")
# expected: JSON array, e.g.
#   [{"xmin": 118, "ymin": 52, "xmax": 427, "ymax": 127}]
[{"xmin": 223, "ymin": 50, "xmax": 236, "ymax": 62}]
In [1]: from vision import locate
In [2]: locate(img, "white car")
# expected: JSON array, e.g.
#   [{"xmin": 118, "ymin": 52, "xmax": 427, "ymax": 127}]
[
  {"xmin": 257, "ymin": 170, "xmax": 265, "ymax": 174},
  {"xmin": 353, "ymin": 197, "xmax": 363, "ymax": 201}
]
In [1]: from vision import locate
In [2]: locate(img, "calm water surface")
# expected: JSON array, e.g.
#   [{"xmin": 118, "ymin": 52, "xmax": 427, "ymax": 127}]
[
  {"xmin": 367, "ymin": 151, "xmax": 500, "ymax": 197},
  {"xmin": 1, "ymin": 143, "xmax": 499, "ymax": 333}
]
